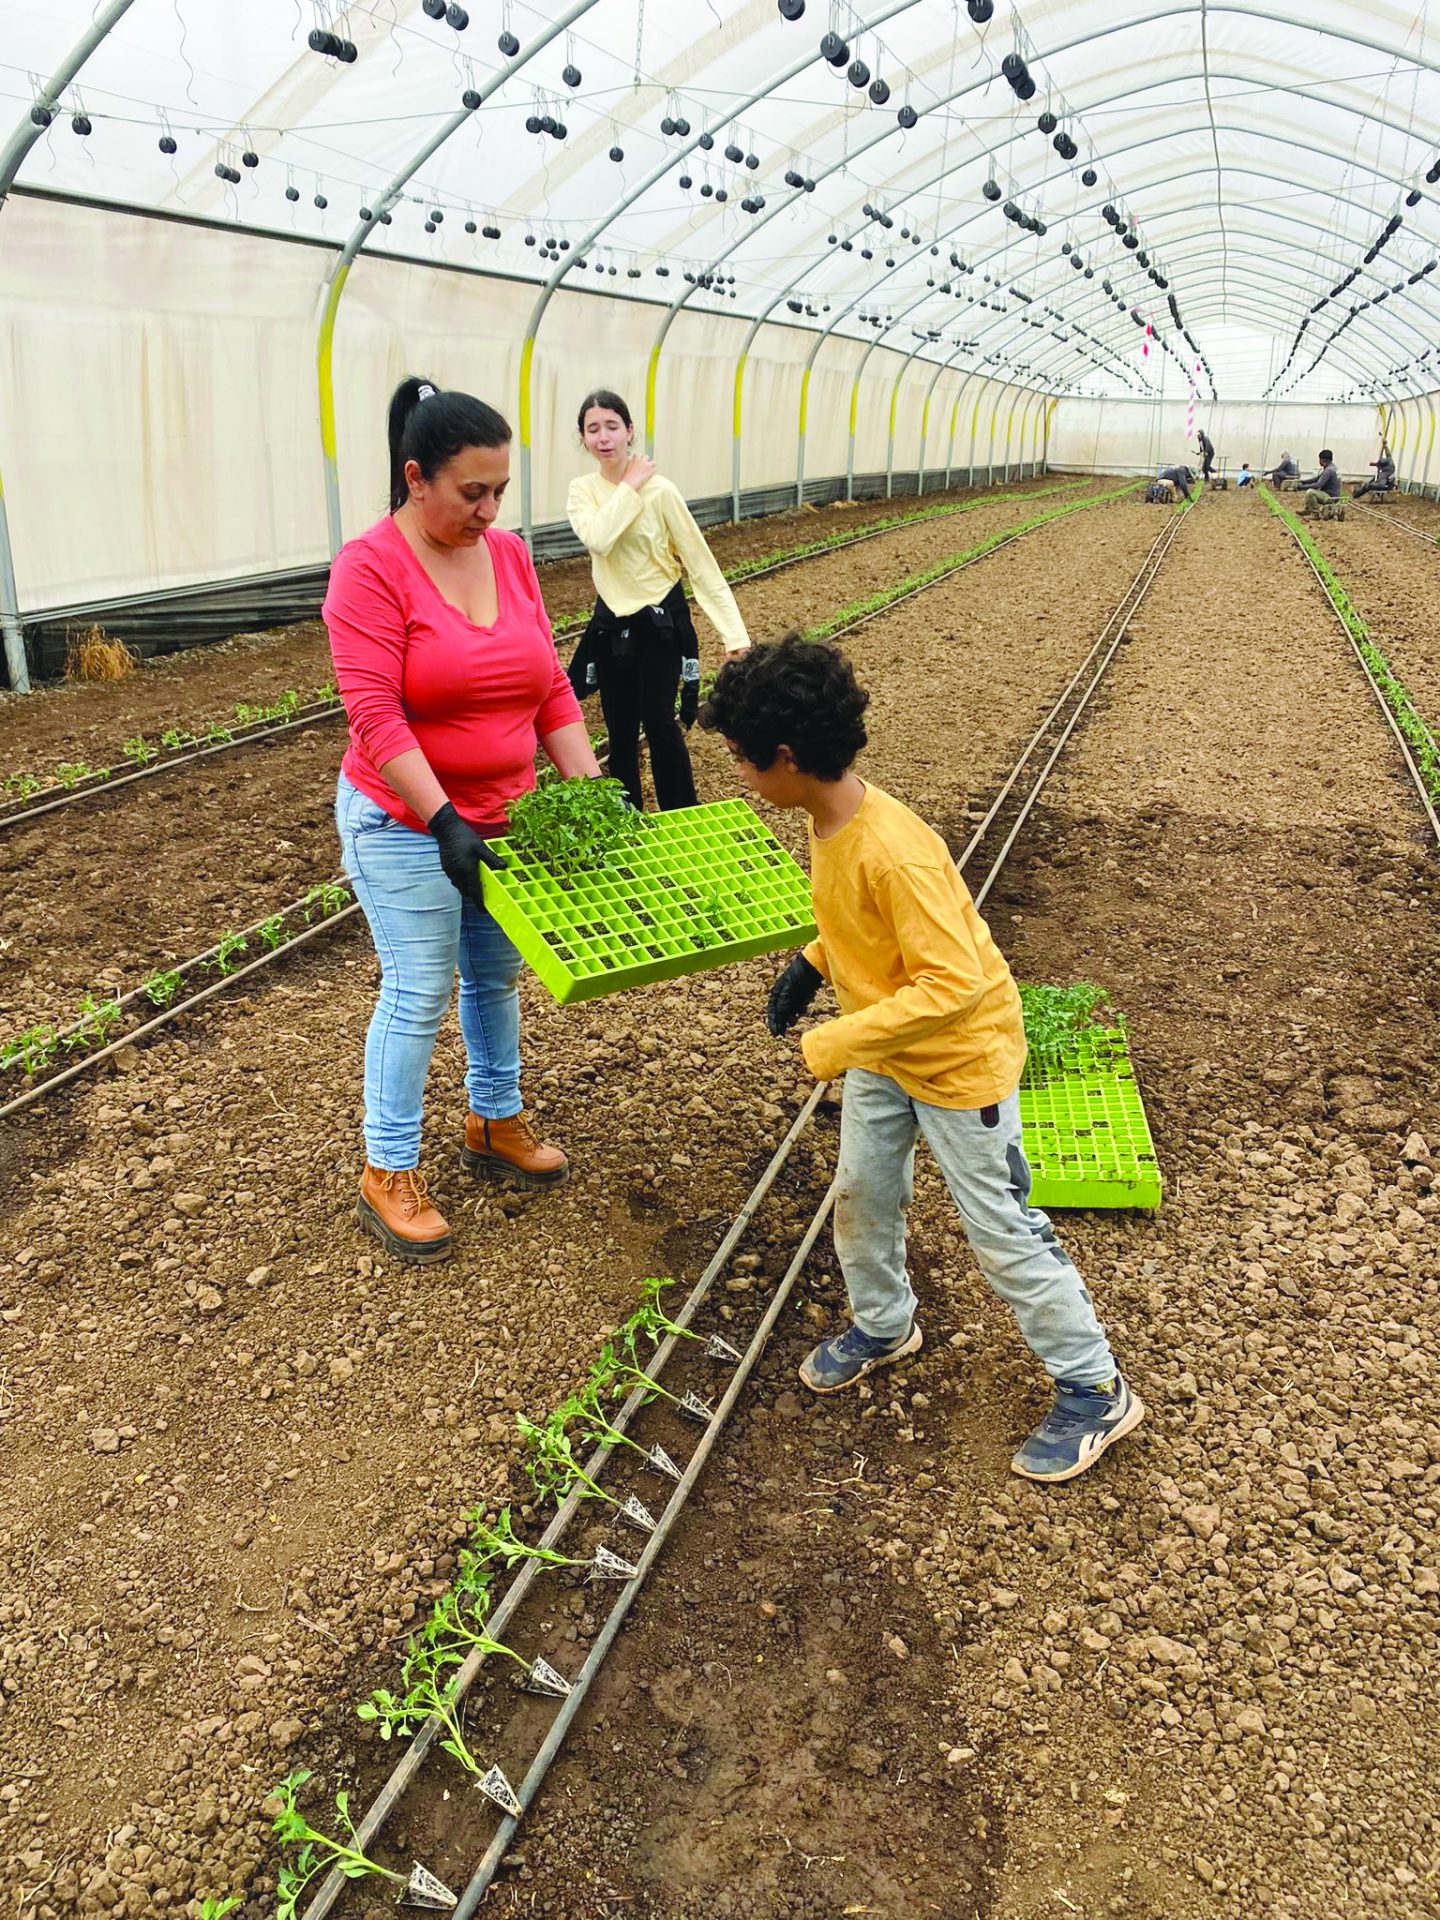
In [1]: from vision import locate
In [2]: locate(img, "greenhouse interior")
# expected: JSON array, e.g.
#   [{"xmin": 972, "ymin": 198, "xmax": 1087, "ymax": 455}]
[{"xmin": 0, "ymin": 2, "xmax": 1437, "ymax": 1917}]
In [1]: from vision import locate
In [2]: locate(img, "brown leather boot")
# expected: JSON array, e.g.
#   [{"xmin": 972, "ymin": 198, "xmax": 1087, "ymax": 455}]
[
  {"xmin": 461, "ymin": 1111, "xmax": 569, "ymax": 1187},
  {"xmin": 356, "ymin": 1165, "xmax": 453, "ymax": 1263}
]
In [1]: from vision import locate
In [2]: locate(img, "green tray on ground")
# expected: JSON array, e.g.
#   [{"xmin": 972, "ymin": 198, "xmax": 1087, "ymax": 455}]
[
  {"xmin": 481, "ymin": 797, "xmax": 817, "ymax": 1004},
  {"xmin": 1020, "ymin": 1025, "xmax": 1163, "ymax": 1211}
]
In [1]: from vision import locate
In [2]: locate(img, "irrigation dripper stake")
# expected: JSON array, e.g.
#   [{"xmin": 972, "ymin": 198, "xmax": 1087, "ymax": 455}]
[
  {"xmin": 646, "ymin": 1444, "xmax": 682, "ymax": 1480},
  {"xmin": 589, "ymin": 1545, "xmax": 639, "ymax": 1581},
  {"xmin": 522, "ymin": 1657, "xmax": 573, "ymax": 1699},
  {"xmin": 704, "ymin": 1334, "xmax": 744, "ymax": 1363},
  {"xmin": 619, "ymin": 1494, "xmax": 658, "ymax": 1534},
  {"xmin": 402, "ymin": 1862, "xmax": 458, "ymax": 1909},
  {"xmin": 476, "ymin": 1765, "xmax": 523, "ymax": 1818},
  {"xmin": 679, "ymin": 1391, "xmax": 715, "ymax": 1424}
]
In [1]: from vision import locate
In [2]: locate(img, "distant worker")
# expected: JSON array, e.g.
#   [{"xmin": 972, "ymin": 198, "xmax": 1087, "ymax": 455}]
[
  {"xmin": 1297, "ymin": 448, "xmax": 1341, "ymax": 515},
  {"xmin": 1159, "ymin": 463, "xmax": 1195, "ymax": 502},
  {"xmin": 1353, "ymin": 447, "xmax": 1396, "ymax": 500},
  {"xmin": 1270, "ymin": 450, "xmax": 1299, "ymax": 487},
  {"xmin": 1196, "ymin": 427, "xmax": 1216, "ymax": 479},
  {"xmin": 567, "ymin": 388, "xmax": 750, "ymax": 813},
  {"xmin": 1236, "ymin": 462, "xmax": 1255, "ymax": 487}
]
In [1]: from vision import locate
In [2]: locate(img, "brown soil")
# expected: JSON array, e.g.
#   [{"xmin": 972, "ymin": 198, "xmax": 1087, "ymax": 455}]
[
  {"xmin": 1300, "ymin": 499, "xmax": 1440, "ymax": 731},
  {"xmin": 0, "ymin": 481, "xmax": 1120, "ymax": 1030},
  {"xmin": 0, "ymin": 477, "xmax": 1077, "ymax": 778},
  {"xmin": 6, "ymin": 490, "xmax": 1436, "ymax": 1920}
]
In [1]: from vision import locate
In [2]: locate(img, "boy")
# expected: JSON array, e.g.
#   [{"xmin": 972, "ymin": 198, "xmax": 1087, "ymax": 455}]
[
  {"xmin": 702, "ymin": 635, "xmax": 1143, "ymax": 1483},
  {"xmin": 1236, "ymin": 463, "xmax": 1254, "ymax": 487}
]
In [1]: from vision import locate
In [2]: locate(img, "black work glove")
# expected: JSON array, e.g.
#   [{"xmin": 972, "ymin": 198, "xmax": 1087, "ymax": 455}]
[
  {"xmin": 678, "ymin": 656, "xmax": 700, "ymax": 730},
  {"xmin": 767, "ymin": 952, "xmax": 823, "ymax": 1036},
  {"xmin": 428, "ymin": 801, "xmax": 504, "ymax": 908}
]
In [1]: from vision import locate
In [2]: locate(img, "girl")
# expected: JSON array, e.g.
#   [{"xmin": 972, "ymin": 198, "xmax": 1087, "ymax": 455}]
[{"xmin": 567, "ymin": 389, "xmax": 749, "ymax": 811}]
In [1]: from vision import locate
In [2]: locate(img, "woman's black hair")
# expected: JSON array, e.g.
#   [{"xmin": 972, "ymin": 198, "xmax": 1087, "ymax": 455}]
[
  {"xmin": 388, "ymin": 376, "xmax": 511, "ymax": 513},
  {"xmin": 701, "ymin": 632, "xmax": 869, "ymax": 781},
  {"xmin": 576, "ymin": 388, "xmax": 633, "ymax": 438}
]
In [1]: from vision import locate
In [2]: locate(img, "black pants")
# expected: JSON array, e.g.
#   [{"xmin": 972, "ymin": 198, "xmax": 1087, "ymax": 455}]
[
  {"xmin": 1353, "ymin": 478, "xmax": 1389, "ymax": 499},
  {"xmin": 596, "ymin": 628, "xmax": 698, "ymax": 812},
  {"xmin": 1200, "ymin": 449, "xmax": 1214, "ymax": 478}
]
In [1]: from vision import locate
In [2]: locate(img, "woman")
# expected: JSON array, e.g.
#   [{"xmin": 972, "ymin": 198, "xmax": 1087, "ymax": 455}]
[
  {"xmin": 324, "ymin": 376, "xmax": 601, "ymax": 1264},
  {"xmin": 567, "ymin": 389, "xmax": 749, "ymax": 812}
]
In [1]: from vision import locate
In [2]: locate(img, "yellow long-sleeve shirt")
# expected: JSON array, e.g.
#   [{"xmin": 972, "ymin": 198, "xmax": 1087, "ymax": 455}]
[
  {"xmin": 566, "ymin": 471, "xmax": 750, "ymax": 654},
  {"xmin": 799, "ymin": 783, "xmax": 1027, "ymax": 1108}
]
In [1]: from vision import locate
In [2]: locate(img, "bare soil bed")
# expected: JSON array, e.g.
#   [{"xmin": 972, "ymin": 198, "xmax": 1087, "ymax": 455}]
[
  {"xmin": 1299, "ymin": 497, "xmax": 1440, "ymax": 730},
  {"xmin": 0, "ymin": 476, "xmax": 1077, "ymax": 777},
  {"xmin": 0, "ymin": 480, "xmax": 1119, "ymax": 1031},
  {"xmin": 0, "ymin": 499, "xmax": 1167, "ymax": 1918}
]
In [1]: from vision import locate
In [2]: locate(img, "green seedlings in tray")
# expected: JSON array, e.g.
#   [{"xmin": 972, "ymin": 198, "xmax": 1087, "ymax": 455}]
[
  {"xmin": 214, "ymin": 931, "xmax": 249, "ymax": 976},
  {"xmin": 0, "ymin": 1024, "xmax": 59, "ymax": 1076},
  {"xmin": 142, "ymin": 967, "xmax": 183, "ymax": 1009},
  {"xmin": 505, "ymin": 776, "xmax": 645, "ymax": 876},
  {"xmin": 1019, "ymin": 981, "xmax": 1119, "ymax": 1069},
  {"xmin": 267, "ymin": 1769, "xmax": 405, "ymax": 1920},
  {"xmin": 122, "ymin": 735, "xmax": 157, "ymax": 768}
]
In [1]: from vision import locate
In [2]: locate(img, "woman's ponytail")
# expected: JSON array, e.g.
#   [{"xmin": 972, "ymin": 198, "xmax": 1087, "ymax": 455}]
[{"xmin": 387, "ymin": 377, "xmax": 511, "ymax": 513}]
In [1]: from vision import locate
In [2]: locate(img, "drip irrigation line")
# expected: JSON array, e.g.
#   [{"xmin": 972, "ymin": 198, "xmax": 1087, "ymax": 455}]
[
  {"xmin": 295, "ymin": 491, "xmax": 1189, "ymax": 1919},
  {"xmin": 1268, "ymin": 505, "xmax": 1440, "ymax": 847},
  {"xmin": 298, "ymin": 1082, "xmax": 827, "ymax": 1920},
  {"xmin": 0, "ymin": 481, "xmax": 1092, "ymax": 832},
  {"xmin": 453, "ymin": 1182, "xmax": 839, "ymax": 1915},
  {"xmin": 0, "ymin": 698, "xmax": 344, "ymax": 831},
  {"xmin": 0, "ymin": 902, "xmax": 361, "ymax": 1124},
  {"xmin": 1350, "ymin": 501, "xmax": 1440, "ymax": 548}
]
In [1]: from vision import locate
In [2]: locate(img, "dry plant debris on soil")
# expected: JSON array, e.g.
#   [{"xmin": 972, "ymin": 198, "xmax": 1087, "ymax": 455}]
[{"xmin": 0, "ymin": 487, "xmax": 1435, "ymax": 1920}]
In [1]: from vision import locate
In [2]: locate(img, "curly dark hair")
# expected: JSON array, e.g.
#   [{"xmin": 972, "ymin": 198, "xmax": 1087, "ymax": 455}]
[{"xmin": 701, "ymin": 632, "xmax": 869, "ymax": 780}]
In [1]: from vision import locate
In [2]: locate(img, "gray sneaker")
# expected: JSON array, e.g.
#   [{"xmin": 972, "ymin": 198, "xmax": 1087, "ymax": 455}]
[
  {"xmin": 799, "ymin": 1319, "xmax": 922, "ymax": 1394},
  {"xmin": 1010, "ymin": 1374, "xmax": 1145, "ymax": 1482}
]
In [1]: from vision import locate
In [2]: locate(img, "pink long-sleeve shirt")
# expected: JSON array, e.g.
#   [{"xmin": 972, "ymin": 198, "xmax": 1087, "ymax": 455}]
[{"xmin": 323, "ymin": 516, "xmax": 583, "ymax": 833}]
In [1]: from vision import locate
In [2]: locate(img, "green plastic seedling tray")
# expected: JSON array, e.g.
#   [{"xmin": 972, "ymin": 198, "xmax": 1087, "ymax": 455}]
[
  {"xmin": 1019, "ymin": 1025, "xmax": 1163, "ymax": 1211},
  {"xmin": 481, "ymin": 797, "xmax": 818, "ymax": 1005}
]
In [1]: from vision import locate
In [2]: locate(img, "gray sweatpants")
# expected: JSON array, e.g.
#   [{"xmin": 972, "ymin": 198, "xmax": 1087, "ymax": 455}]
[{"xmin": 832, "ymin": 1069, "xmax": 1116, "ymax": 1386}]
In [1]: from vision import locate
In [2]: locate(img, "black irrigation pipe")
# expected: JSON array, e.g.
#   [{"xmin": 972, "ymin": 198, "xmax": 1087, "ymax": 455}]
[
  {"xmin": 0, "ymin": 480, "xmax": 1096, "ymax": 832},
  {"xmin": 299, "ymin": 485, "xmax": 1193, "ymax": 1920},
  {"xmin": 1349, "ymin": 501, "xmax": 1440, "ymax": 549},
  {"xmin": 1266, "ymin": 503, "xmax": 1440, "ymax": 848},
  {"xmin": 0, "ymin": 698, "xmax": 345, "ymax": 831}
]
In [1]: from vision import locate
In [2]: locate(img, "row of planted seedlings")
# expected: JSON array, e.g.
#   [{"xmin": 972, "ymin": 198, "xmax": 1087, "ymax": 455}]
[
  {"xmin": 0, "ymin": 682, "xmax": 343, "ymax": 820},
  {"xmin": 0, "ymin": 879, "xmax": 354, "ymax": 1101},
  {"xmin": 271, "ymin": 1279, "xmax": 753, "ymax": 1917},
  {"xmin": 0, "ymin": 476, "xmax": 1106, "ymax": 824},
  {"xmin": 1260, "ymin": 486, "xmax": 1440, "ymax": 811}
]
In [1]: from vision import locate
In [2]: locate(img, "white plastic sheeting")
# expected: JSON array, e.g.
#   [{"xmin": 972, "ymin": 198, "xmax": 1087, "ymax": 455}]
[{"xmin": 3, "ymin": 0, "xmax": 1440, "ymax": 612}]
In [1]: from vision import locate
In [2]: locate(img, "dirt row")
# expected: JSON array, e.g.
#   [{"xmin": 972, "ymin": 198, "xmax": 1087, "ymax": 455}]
[
  {"xmin": 0, "ymin": 478, "xmax": 1121, "ymax": 1032},
  {"xmin": 0, "ymin": 475, "xmax": 1077, "ymax": 775},
  {"xmin": 469, "ymin": 489, "xmax": 1440, "ymax": 1920},
  {"xmin": 0, "ymin": 497, "xmax": 1172, "ymax": 1918},
  {"xmin": 1298, "ymin": 494, "xmax": 1440, "ymax": 734}
]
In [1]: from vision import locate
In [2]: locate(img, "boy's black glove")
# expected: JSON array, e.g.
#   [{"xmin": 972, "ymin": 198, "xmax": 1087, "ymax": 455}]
[
  {"xmin": 428, "ymin": 801, "xmax": 504, "ymax": 908},
  {"xmin": 767, "ymin": 952, "xmax": 823, "ymax": 1036}
]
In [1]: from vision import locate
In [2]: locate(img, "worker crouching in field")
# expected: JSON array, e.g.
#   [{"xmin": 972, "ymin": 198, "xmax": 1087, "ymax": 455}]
[
  {"xmin": 1353, "ymin": 447, "xmax": 1396, "ymax": 499},
  {"xmin": 1297, "ymin": 448, "xmax": 1342, "ymax": 516},
  {"xmin": 702, "ymin": 637, "xmax": 1144, "ymax": 1484},
  {"xmin": 1270, "ymin": 451, "xmax": 1299, "ymax": 487}
]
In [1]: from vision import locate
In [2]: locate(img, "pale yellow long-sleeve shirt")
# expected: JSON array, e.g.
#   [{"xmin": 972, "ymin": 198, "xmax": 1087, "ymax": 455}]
[
  {"xmin": 799, "ymin": 784, "xmax": 1027, "ymax": 1108},
  {"xmin": 566, "ymin": 471, "xmax": 750, "ymax": 654}
]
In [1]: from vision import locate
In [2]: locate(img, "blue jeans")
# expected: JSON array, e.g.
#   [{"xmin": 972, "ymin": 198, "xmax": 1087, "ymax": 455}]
[
  {"xmin": 336, "ymin": 774, "xmax": 523, "ymax": 1170},
  {"xmin": 833, "ymin": 1069, "xmax": 1116, "ymax": 1386}
]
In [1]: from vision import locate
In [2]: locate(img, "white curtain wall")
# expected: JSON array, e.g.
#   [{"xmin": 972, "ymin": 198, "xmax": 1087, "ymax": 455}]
[{"xmin": 1, "ymin": 196, "xmax": 1039, "ymax": 612}]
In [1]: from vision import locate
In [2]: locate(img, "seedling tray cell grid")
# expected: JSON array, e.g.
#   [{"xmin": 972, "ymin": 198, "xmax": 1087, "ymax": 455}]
[
  {"xmin": 481, "ymin": 798, "xmax": 817, "ymax": 1004},
  {"xmin": 1019, "ymin": 1026, "xmax": 1162, "ymax": 1211}
]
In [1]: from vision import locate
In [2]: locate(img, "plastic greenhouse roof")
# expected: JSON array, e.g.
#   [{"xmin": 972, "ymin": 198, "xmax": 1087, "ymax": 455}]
[{"xmin": 4, "ymin": 0, "xmax": 1440, "ymax": 404}]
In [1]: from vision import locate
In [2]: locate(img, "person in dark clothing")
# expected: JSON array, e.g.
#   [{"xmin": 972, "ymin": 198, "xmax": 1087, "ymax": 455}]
[
  {"xmin": 1196, "ymin": 428, "xmax": 1215, "ymax": 479},
  {"xmin": 1297, "ymin": 450, "xmax": 1341, "ymax": 513},
  {"xmin": 1270, "ymin": 451, "xmax": 1299, "ymax": 486},
  {"xmin": 1159, "ymin": 464, "xmax": 1195, "ymax": 502},
  {"xmin": 1353, "ymin": 448, "xmax": 1396, "ymax": 499}
]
